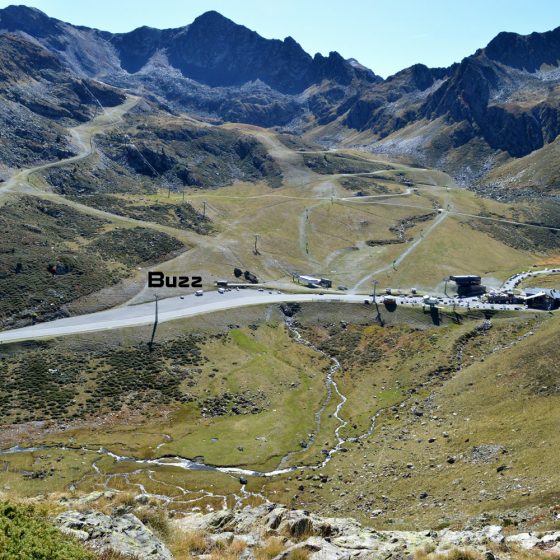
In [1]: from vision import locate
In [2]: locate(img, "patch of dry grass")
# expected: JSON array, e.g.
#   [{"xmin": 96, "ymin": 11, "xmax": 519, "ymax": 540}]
[
  {"xmin": 286, "ymin": 548, "xmax": 311, "ymax": 560},
  {"xmin": 136, "ymin": 508, "xmax": 171, "ymax": 541},
  {"xmin": 170, "ymin": 529, "xmax": 250, "ymax": 560},
  {"xmin": 415, "ymin": 548, "xmax": 482, "ymax": 560},
  {"xmin": 490, "ymin": 543, "xmax": 560, "ymax": 560},
  {"xmin": 96, "ymin": 549, "xmax": 140, "ymax": 560},
  {"xmin": 170, "ymin": 530, "xmax": 209, "ymax": 559},
  {"xmin": 208, "ymin": 538, "xmax": 248, "ymax": 560},
  {"xmin": 254, "ymin": 537, "xmax": 286, "ymax": 559},
  {"xmin": 415, "ymin": 544, "xmax": 560, "ymax": 560}
]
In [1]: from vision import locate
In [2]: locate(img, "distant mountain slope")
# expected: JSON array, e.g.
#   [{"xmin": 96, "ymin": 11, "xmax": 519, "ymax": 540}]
[
  {"xmin": 0, "ymin": 32, "xmax": 124, "ymax": 169},
  {"xmin": 324, "ymin": 27, "xmax": 560, "ymax": 193},
  {"xmin": 1, "ymin": 5, "xmax": 560, "ymax": 194},
  {"xmin": 0, "ymin": 5, "xmax": 380, "ymax": 127},
  {"xmin": 112, "ymin": 11, "xmax": 377, "ymax": 94}
]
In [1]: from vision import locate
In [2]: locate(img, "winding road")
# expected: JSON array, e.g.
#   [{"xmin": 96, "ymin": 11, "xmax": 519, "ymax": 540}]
[
  {"xmin": 0, "ymin": 95, "xmax": 556, "ymax": 345},
  {"xmin": 0, "ymin": 283, "xmax": 543, "ymax": 344}
]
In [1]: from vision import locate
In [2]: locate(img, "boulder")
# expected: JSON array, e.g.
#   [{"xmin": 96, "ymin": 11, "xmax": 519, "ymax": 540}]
[{"xmin": 55, "ymin": 510, "xmax": 172, "ymax": 559}]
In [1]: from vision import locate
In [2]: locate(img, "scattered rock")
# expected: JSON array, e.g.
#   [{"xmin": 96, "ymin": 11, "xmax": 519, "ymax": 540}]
[
  {"xmin": 167, "ymin": 505, "xmax": 560, "ymax": 559},
  {"xmin": 135, "ymin": 494, "xmax": 150, "ymax": 505},
  {"xmin": 55, "ymin": 510, "xmax": 172, "ymax": 559}
]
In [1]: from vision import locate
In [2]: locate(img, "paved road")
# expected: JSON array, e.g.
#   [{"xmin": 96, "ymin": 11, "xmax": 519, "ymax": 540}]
[
  {"xmin": 501, "ymin": 268, "xmax": 560, "ymax": 291},
  {"xmin": 0, "ymin": 288, "xmax": 531, "ymax": 344},
  {"xmin": 0, "ymin": 291, "xmax": 362, "ymax": 343}
]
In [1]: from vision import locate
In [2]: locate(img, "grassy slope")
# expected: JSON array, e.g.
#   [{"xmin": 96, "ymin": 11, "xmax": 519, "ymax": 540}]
[
  {"xmin": 262, "ymin": 312, "xmax": 560, "ymax": 530},
  {"xmin": 484, "ymin": 136, "xmax": 560, "ymax": 195},
  {"xmin": 518, "ymin": 273, "xmax": 560, "ymax": 290},
  {"xmin": 2, "ymin": 304, "xmax": 557, "ymax": 533},
  {"xmin": 383, "ymin": 217, "xmax": 535, "ymax": 289},
  {"xmin": 6, "ymin": 106, "xmax": 554, "ymax": 312},
  {"xmin": 0, "ymin": 321, "xmax": 330, "ymax": 473},
  {"xmin": 0, "ymin": 196, "xmax": 185, "ymax": 326},
  {"xmin": 124, "ymin": 168, "xmax": 546, "ymax": 304}
]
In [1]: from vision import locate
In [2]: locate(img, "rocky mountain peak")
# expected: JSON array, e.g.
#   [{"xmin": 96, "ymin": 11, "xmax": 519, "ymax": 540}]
[
  {"xmin": 191, "ymin": 10, "xmax": 230, "ymax": 25},
  {"xmin": 484, "ymin": 26, "xmax": 560, "ymax": 72},
  {"xmin": 0, "ymin": 4, "xmax": 62, "ymax": 38}
]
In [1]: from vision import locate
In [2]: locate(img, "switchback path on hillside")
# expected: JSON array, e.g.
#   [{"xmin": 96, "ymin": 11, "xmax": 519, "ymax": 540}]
[
  {"xmin": 351, "ymin": 209, "xmax": 449, "ymax": 293},
  {"xmin": 0, "ymin": 97, "xmax": 139, "ymax": 201},
  {"xmin": 1, "ymin": 95, "xmax": 557, "ymax": 318}
]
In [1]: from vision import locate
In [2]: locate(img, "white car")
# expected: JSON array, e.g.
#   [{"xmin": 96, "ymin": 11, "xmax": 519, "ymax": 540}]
[
  {"xmin": 195, "ymin": 290, "xmax": 204, "ymax": 296},
  {"xmin": 218, "ymin": 288, "xmax": 225, "ymax": 294}
]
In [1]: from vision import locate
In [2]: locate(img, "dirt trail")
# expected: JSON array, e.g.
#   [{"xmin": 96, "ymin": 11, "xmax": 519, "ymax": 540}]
[
  {"xmin": 350, "ymin": 183, "xmax": 451, "ymax": 292},
  {"xmin": 351, "ymin": 209, "xmax": 448, "ymax": 292},
  {"xmin": 0, "ymin": 97, "xmax": 139, "ymax": 202}
]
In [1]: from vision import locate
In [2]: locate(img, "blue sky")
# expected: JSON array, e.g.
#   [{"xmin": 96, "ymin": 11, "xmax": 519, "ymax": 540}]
[{"xmin": 2, "ymin": 0, "xmax": 560, "ymax": 77}]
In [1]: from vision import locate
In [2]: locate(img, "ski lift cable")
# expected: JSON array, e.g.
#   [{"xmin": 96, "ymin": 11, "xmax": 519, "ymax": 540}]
[
  {"xmin": 80, "ymin": 79, "xmax": 105, "ymax": 114},
  {"xmin": 80, "ymin": 79, "xmax": 176, "ymax": 196}
]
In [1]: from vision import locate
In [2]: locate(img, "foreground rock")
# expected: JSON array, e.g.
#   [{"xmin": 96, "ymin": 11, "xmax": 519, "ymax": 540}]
[
  {"xmin": 173, "ymin": 504, "xmax": 560, "ymax": 559},
  {"xmin": 55, "ymin": 510, "xmax": 172, "ymax": 559}
]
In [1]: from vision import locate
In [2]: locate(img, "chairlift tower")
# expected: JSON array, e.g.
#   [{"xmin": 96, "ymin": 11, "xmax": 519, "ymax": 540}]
[{"xmin": 147, "ymin": 293, "xmax": 159, "ymax": 352}]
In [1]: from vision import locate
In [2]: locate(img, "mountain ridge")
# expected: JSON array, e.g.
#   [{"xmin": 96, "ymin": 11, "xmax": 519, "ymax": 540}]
[
  {"xmin": 0, "ymin": 5, "xmax": 379, "ymax": 92},
  {"xmin": 2, "ymin": 5, "xmax": 560, "ymax": 193}
]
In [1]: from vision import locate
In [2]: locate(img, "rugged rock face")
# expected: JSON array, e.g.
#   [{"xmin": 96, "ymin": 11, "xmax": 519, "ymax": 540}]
[
  {"xmin": 344, "ymin": 63, "xmax": 453, "ymax": 135},
  {"xmin": 56, "ymin": 510, "xmax": 172, "ymax": 559},
  {"xmin": 136, "ymin": 10, "xmax": 375, "ymax": 94},
  {"xmin": 419, "ymin": 54, "xmax": 560, "ymax": 158},
  {"xmin": 0, "ymin": 6, "xmax": 378, "ymax": 93},
  {"xmin": 0, "ymin": 32, "xmax": 123, "ymax": 119},
  {"xmin": 342, "ymin": 45, "xmax": 560, "ymax": 160},
  {"xmin": 2, "ymin": 5, "xmax": 560, "ymax": 190},
  {"xmin": 484, "ymin": 26, "xmax": 560, "ymax": 72},
  {"xmin": 0, "ymin": 32, "xmax": 124, "ymax": 168},
  {"xmin": 0, "ymin": 5, "xmax": 380, "ymax": 127},
  {"xmin": 172, "ymin": 504, "xmax": 560, "ymax": 559}
]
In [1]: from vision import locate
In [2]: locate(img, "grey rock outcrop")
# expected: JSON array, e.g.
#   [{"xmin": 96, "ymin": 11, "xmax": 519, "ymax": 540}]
[
  {"xmin": 55, "ymin": 510, "xmax": 172, "ymax": 559},
  {"xmin": 173, "ymin": 504, "xmax": 560, "ymax": 559}
]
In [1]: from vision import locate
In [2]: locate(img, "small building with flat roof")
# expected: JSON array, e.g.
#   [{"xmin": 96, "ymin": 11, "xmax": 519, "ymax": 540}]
[
  {"xmin": 296, "ymin": 275, "xmax": 332, "ymax": 288},
  {"xmin": 523, "ymin": 288, "xmax": 560, "ymax": 310}
]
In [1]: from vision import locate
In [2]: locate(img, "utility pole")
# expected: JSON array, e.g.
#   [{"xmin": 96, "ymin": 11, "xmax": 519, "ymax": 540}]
[
  {"xmin": 253, "ymin": 234, "xmax": 260, "ymax": 255},
  {"xmin": 444, "ymin": 277, "xmax": 449, "ymax": 297},
  {"xmin": 148, "ymin": 293, "xmax": 159, "ymax": 352},
  {"xmin": 372, "ymin": 279, "xmax": 384, "ymax": 327}
]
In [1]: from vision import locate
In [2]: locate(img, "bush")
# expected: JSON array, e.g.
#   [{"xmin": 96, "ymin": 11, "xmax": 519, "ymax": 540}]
[{"xmin": 0, "ymin": 501, "xmax": 94, "ymax": 560}]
